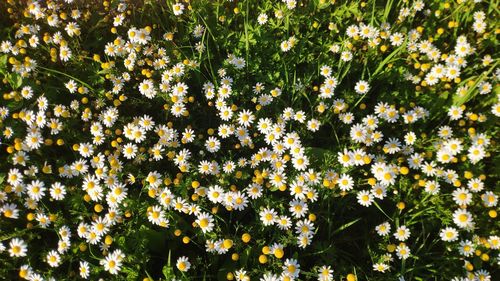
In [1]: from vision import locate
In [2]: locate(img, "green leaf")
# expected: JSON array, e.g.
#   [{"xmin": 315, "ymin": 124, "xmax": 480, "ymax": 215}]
[
  {"xmin": 123, "ymin": 266, "xmax": 139, "ymax": 280},
  {"xmin": 239, "ymin": 247, "xmax": 252, "ymax": 266},
  {"xmin": 0, "ymin": 54, "xmax": 7, "ymax": 72},
  {"xmin": 162, "ymin": 264, "xmax": 175, "ymax": 280},
  {"xmin": 7, "ymin": 72, "xmax": 22, "ymax": 89}
]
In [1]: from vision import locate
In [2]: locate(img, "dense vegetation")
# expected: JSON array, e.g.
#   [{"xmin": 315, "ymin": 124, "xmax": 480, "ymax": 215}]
[{"xmin": 0, "ymin": 0, "xmax": 498, "ymax": 280}]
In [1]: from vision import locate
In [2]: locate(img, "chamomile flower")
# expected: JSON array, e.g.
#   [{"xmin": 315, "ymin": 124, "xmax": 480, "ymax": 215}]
[
  {"xmin": 260, "ymin": 207, "xmax": 277, "ymax": 226},
  {"xmin": 25, "ymin": 131, "xmax": 43, "ymax": 149},
  {"xmin": 481, "ymin": 191, "xmax": 498, "ymax": 207},
  {"xmin": 487, "ymin": 236, "xmax": 500, "ymax": 250},
  {"xmin": 292, "ymin": 154, "xmax": 309, "ymax": 171},
  {"xmin": 440, "ymin": 227, "xmax": 459, "ymax": 242},
  {"xmin": 50, "ymin": 182, "xmax": 67, "ymax": 200},
  {"xmin": 338, "ymin": 174, "xmax": 354, "ymax": 191},
  {"xmin": 113, "ymin": 14, "xmax": 125, "ymax": 26},
  {"xmin": 448, "ymin": 106, "xmax": 464, "ymax": 120},
  {"xmin": 452, "ymin": 188, "xmax": 472, "ymax": 206},
  {"xmin": 294, "ymin": 110, "xmax": 306, "ymax": 123},
  {"xmin": 205, "ymin": 136, "xmax": 221, "ymax": 153},
  {"xmin": 276, "ymin": 215, "xmax": 292, "ymax": 230},
  {"xmin": 289, "ymin": 200, "xmax": 308, "ymax": 218},
  {"xmin": 491, "ymin": 102, "xmax": 500, "ymax": 117},
  {"xmin": 317, "ymin": 265, "xmax": 333, "ymax": 281},
  {"xmin": 459, "ymin": 240, "xmax": 475, "ymax": 257},
  {"xmin": 394, "ymin": 225, "xmax": 411, "ymax": 241},
  {"xmin": 101, "ymin": 250, "xmax": 123, "ymax": 275},
  {"xmin": 474, "ymin": 270, "xmax": 491, "ymax": 281},
  {"xmin": 59, "ymin": 46, "xmax": 72, "ymax": 62},
  {"xmin": 231, "ymin": 191, "xmax": 248, "ymax": 211},
  {"xmin": 7, "ymin": 168, "xmax": 23, "ymax": 186},
  {"xmin": 354, "ymin": 80, "xmax": 370, "ymax": 94},
  {"xmin": 371, "ymin": 184, "xmax": 387, "ymax": 199},
  {"xmin": 46, "ymin": 250, "xmax": 61, "ymax": 267},
  {"xmin": 80, "ymin": 261, "xmax": 90, "ymax": 279},
  {"xmin": 172, "ymin": 3, "xmax": 185, "ymax": 15},
  {"xmin": 373, "ymin": 263, "xmax": 389, "ymax": 272},
  {"xmin": 147, "ymin": 205, "xmax": 165, "ymax": 225},
  {"xmin": 307, "ymin": 119, "xmax": 321, "ymax": 132},
  {"xmin": 78, "ymin": 143, "xmax": 94, "ymax": 158},
  {"xmin": 238, "ymin": 110, "xmax": 255, "ymax": 127},
  {"xmin": 20, "ymin": 86, "xmax": 34, "ymax": 99},
  {"xmin": 257, "ymin": 13, "xmax": 268, "ymax": 25},
  {"xmin": 467, "ymin": 145, "xmax": 485, "ymax": 164},
  {"xmin": 2, "ymin": 203, "xmax": 20, "ymax": 219},
  {"xmin": 376, "ymin": 222, "xmax": 391, "ymax": 236},
  {"xmin": 424, "ymin": 180, "xmax": 440, "ymax": 195},
  {"xmin": 404, "ymin": 132, "xmax": 417, "ymax": 145},
  {"xmin": 281, "ymin": 40, "xmax": 292, "ymax": 52},
  {"xmin": 396, "ymin": 243, "xmax": 411, "ymax": 260},
  {"xmin": 244, "ymin": 181, "xmax": 262, "ymax": 198},
  {"xmin": 8, "ymin": 238, "xmax": 27, "ymax": 257},
  {"xmin": 235, "ymin": 269, "xmax": 250, "ymax": 281},
  {"xmin": 27, "ymin": 180, "xmax": 46, "ymax": 201},
  {"xmin": 257, "ymin": 118, "xmax": 273, "ymax": 134},
  {"xmin": 320, "ymin": 85, "xmax": 335, "ymax": 98},
  {"xmin": 138, "ymin": 79, "xmax": 156, "ymax": 99},
  {"xmin": 176, "ymin": 256, "xmax": 191, "ymax": 272},
  {"xmin": 207, "ymin": 185, "xmax": 224, "ymax": 203},
  {"xmin": 357, "ymin": 190, "xmax": 374, "ymax": 206},
  {"xmin": 196, "ymin": 212, "xmax": 214, "ymax": 233},
  {"xmin": 453, "ymin": 209, "xmax": 474, "ymax": 229},
  {"xmin": 389, "ymin": 32, "xmax": 404, "ymax": 46}
]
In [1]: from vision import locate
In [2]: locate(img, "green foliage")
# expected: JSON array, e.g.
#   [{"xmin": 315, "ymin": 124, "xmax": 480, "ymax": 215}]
[{"xmin": 0, "ymin": 0, "xmax": 499, "ymax": 280}]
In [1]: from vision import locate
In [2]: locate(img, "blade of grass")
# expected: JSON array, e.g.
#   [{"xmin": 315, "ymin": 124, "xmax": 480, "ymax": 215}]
[
  {"xmin": 37, "ymin": 66, "xmax": 95, "ymax": 92},
  {"xmin": 371, "ymin": 42, "xmax": 406, "ymax": 78},
  {"xmin": 332, "ymin": 217, "xmax": 362, "ymax": 234},
  {"xmin": 373, "ymin": 201, "xmax": 393, "ymax": 221}
]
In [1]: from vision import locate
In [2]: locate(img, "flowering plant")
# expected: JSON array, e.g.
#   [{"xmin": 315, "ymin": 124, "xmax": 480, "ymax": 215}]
[{"xmin": 0, "ymin": 0, "xmax": 498, "ymax": 280}]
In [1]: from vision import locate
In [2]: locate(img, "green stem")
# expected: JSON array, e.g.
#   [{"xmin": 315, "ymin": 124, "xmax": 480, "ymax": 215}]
[{"xmin": 37, "ymin": 66, "xmax": 95, "ymax": 92}]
